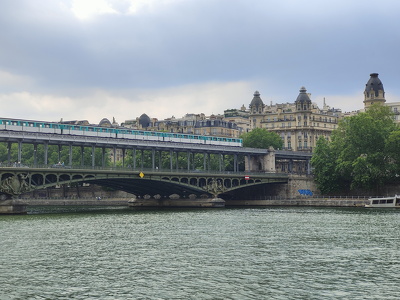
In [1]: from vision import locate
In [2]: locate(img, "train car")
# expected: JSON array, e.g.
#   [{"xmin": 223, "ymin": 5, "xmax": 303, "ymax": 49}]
[{"xmin": 0, "ymin": 117, "xmax": 243, "ymax": 147}]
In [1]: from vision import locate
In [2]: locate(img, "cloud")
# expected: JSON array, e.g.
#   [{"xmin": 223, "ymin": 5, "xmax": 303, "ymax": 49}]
[
  {"xmin": 313, "ymin": 93, "xmax": 364, "ymax": 113},
  {"xmin": 0, "ymin": 80, "xmax": 256, "ymax": 123},
  {"xmin": 0, "ymin": 0, "xmax": 399, "ymax": 122},
  {"xmin": 70, "ymin": 0, "xmax": 118, "ymax": 20},
  {"xmin": 0, "ymin": 70, "xmax": 34, "ymax": 90}
]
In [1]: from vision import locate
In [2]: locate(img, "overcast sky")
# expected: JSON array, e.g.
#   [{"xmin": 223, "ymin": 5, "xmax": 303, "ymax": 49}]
[{"xmin": 1, "ymin": 0, "xmax": 399, "ymax": 124}]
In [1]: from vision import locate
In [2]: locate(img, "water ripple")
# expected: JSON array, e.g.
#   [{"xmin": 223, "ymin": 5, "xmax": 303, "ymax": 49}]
[{"xmin": 1, "ymin": 207, "xmax": 399, "ymax": 299}]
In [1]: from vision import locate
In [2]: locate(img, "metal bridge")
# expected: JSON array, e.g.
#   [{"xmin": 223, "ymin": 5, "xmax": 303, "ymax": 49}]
[
  {"xmin": 0, "ymin": 165, "xmax": 288, "ymax": 200},
  {"xmin": 0, "ymin": 128, "xmax": 310, "ymax": 200}
]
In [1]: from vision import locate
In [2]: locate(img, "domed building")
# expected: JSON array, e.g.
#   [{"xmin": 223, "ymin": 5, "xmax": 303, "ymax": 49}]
[
  {"xmin": 295, "ymin": 86, "xmax": 312, "ymax": 111},
  {"xmin": 249, "ymin": 91, "xmax": 264, "ymax": 114},
  {"xmin": 98, "ymin": 118, "xmax": 112, "ymax": 127},
  {"xmin": 249, "ymin": 91, "xmax": 265, "ymax": 129},
  {"xmin": 248, "ymin": 87, "xmax": 342, "ymax": 155},
  {"xmin": 364, "ymin": 73, "xmax": 386, "ymax": 108},
  {"xmin": 138, "ymin": 113, "xmax": 151, "ymax": 129}
]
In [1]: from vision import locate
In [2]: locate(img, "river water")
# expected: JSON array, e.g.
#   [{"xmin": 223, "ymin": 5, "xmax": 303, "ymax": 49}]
[{"xmin": 1, "ymin": 206, "xmax": 399, "ymax": 300}]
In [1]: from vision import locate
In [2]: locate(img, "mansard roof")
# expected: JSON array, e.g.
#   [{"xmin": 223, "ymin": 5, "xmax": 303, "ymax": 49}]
[
  {"xmin": 365, "ymin": 73, "xmax": 384, "ymax": 97},
  {"xmin": 295, "ymin": 86, "xmax": 311, "ymax": 103}
]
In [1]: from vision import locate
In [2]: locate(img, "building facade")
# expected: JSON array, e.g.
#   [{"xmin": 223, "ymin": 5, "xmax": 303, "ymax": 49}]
[
  {"xmin": 123, "ymin": 113, "xmax": 242, "ymax": 138},
  {"xmin": 248, "ymin": 88, "xmax": 342, "ymax": 152}
]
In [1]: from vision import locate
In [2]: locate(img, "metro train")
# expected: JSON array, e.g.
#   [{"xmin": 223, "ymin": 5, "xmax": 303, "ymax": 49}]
[{"xmin": 0, "ymin": 118, "xmax": 243, "ymax": 147}]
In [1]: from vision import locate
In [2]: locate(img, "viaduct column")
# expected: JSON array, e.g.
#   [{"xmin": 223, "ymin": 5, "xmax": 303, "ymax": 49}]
[
  {"xmin": 169, "ymin": 150, "xmax": 173, "ymax": 171},
  {"xmin": 7, "ymin": 142, "xmax": 11, "ymax": 164},
  {"xmin": 69, "ymin": 144, "xmax": 73, "ymax": 167},
  {"xmin": 91, "ymin": 145, "xmax": 95, "ymax": 168},
  {"xmin": 33, "ymin": 144, "xmax": 38, "ymax": 166},
  {"xmin": 18, "ymin": 142, "xmax": 22, "ymax": 164},
  {"xmin": 262, "ymin": 147, "xmax": 276, "ymax": 172},
  {"xmin": 44, "ymin": 142, "xmax": 48, "ymax": 165},
  {"xmin": 133, "ymin": 148, "xmax": 136, "ymax": 169}
]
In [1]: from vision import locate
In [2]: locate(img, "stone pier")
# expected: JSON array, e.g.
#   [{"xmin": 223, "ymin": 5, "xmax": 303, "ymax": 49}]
[{"xmin": 0, "ymin": 200, "xmax": 27, "ymax": 214}]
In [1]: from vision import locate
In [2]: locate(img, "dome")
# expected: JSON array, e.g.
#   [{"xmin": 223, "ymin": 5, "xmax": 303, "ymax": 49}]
[
  {"xmin": 365, "ymin": 73, "xmax": 384, "ymax": 97},
  {"xmin": 250, "ymin": 91, "xmax": 264, "ymax": 113},
  {"xmin": 139, "ymin": 113, "xmax": 151, "ymax": 128},
  {"xmin": 250, "ymin": 90, "xmax": 264, "ymax": 108},
  {"xmin": 295, "ymin": 86, "xmax": 311, "ymax": 103},
  {"xmin": 99, "ymin": 118, "xmax": 112, "ymax": 127}
]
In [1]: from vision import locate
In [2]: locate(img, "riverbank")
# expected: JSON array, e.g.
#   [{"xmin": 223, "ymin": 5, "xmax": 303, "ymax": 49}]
[
  {"xmin": 225, "ymin": 197, "xmax": 369, "ymax": 207},
  {"xmin": 19, "ymin": 197, "xmax": 370, "ymax": 207},
  {"xmin": 20, "ymin": 198, "xmax": 131, "ymax": 206}
]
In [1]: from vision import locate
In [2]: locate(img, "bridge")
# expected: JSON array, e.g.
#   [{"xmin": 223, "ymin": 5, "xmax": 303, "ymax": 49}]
[
  {"xmin": 0, "ymin": 166, "xmax": 289, "ymax": 200},
  {"xmin": 0, "ymin": 126, "xmax": 312, "ymax": 209}
]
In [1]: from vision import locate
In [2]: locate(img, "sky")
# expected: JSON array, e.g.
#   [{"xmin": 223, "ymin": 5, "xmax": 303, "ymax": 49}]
[{"xmin": 1, "ymin": 0, "xmax": 400, "ymax": 124}]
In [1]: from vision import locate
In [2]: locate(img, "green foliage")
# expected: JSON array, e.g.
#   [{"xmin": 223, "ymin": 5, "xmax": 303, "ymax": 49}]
[
  {"xmin": 311, "ymin": 137, "xmax": 345, "ymax": 194},
  {"xmin": 385, "ymin": 129, "xmax": 400, "ymax": 176},
  {"xmin": 0, "ymin": 143, "xmax": 111, "ymax": 167},
  {"xmin": 312, "ymin": 104, "xmax": 399, "ymax": 194},
  {"xmin": 241, "ymin": 128, "xmax": 283, "ymax": 149}
]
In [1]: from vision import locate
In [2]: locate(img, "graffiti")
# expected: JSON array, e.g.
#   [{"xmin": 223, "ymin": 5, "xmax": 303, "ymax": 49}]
[{"xmin": 298, "ymin": 189, "xmax": 313, "ymax": 196}]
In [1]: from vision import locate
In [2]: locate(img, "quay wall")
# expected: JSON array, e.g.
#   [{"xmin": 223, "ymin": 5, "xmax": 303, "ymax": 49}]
[
  {"xmin": 22, "ymin": 198, "xmax": 131, "ymax": 206},
  {"xmin": 226, "ymin": 197, "xmax": 369, "ymax": 207},
  {"xmin": 23, "ymin": 197, "xmax": 370, "ymax": 207}
]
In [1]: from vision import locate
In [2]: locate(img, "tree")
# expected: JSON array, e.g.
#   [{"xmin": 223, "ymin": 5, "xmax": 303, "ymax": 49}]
[
  {"xmin": 385, "ymin": 128, "xmax": 400, "ymax": 177},
  {"xmin": 241, "ymin": 128, "xmax": 283, "ymax": 149},
  {"xmin": 311, "ymin": 137, "xmax": 344, "ymax": 194},
  {"xmin": 311, "ymin": 104, "xmax": 398, "ymax": 194}
]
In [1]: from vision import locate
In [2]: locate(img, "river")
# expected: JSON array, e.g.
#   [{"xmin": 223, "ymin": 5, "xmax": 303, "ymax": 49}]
[{"xmin": 1, "ymin": 206, "xmax": 399, "ymax": 299}]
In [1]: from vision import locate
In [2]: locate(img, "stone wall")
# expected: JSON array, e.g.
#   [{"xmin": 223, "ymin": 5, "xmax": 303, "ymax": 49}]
[{"xmin": 21, "ymin": 185, "xmax": 132, "ymax": 200}]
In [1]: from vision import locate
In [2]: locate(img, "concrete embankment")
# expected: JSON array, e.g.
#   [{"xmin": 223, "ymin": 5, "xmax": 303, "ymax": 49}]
[
  {"xmin": 23, "ymin": 198, "xmax": 131, "ymax": 206},
  {"xmin": 225, "ymin": 197, "xmax": 369, "ymax": 207},
  {"xmin": 21, "ymin": 197, "xmax": 369, "ymax": 208}
]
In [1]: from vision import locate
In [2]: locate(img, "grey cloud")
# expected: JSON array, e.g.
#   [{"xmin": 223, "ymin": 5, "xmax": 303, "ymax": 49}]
[{"xmin": 1, "ymin": 0, "xmax": 400, "ymax": 102}]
